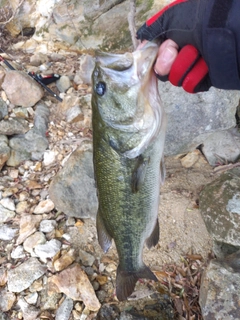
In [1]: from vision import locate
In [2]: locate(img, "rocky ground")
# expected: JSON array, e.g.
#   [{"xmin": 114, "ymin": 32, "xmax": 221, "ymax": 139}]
[{"xmin": 0, "ymin": 34, "xmax": 239, "ymax": 319}]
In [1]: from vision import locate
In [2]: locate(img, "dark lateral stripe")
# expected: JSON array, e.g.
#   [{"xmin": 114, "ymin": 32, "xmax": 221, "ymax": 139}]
[{"xmin": 208, "ymin": 0, "xmax": 233, "ymax": 28}]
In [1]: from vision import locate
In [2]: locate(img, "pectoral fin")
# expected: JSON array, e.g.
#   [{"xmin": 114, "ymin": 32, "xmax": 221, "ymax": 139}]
[
  {"xmin": 145, "ymin": 219, "xmax": 159, "ymax": 249},
  {"xmin": 96, "ymin": 212, "xmax": 112, "ymax": 253},
  {"xmin": 131, "ymin": 155, "xmax": 149, "ymax": 193},
  {"xmin": 160, "ymin": 158, "xmax": 166, "ymax": 185}
]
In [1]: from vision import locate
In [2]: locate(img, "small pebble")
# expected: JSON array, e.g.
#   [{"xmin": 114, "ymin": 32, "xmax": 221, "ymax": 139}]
[
  {"xmin": 92, "ymin": 281, "xmax": 100, "ymax": 291},
  {"xmin": 39, "ymin": 220, "xmax": 57, "ymax": 233},
  {"xmin": 33, "ymin": 199, "xmax": 55, "ymax": 214},
  {"xmin": 24, "ymin": 292, "xmax": 38, "ymax": 305},
  {"xmin": 96, "ymin": 290, "xmax": 107, "ymax": 303},
  {"xmin": 0, "ymin": 197, "xmax": 15, "ymax": 211},
  {"xmin": 11, "ymin": 246, "xmax": 25, "ymax": 259}
]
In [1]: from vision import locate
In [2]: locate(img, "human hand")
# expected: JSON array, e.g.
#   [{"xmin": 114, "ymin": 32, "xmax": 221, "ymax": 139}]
[{"xmin": 137, "ymin": 0, "xmax": 240, "ymax": 93}]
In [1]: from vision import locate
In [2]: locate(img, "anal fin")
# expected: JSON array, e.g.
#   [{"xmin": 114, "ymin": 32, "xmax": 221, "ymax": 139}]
[
  {"xmin": 145, "ymin": 219, "xmax": 159, "ymax": 249},
  {"xmin": 96, "ymin": 212, "xmax": 112, "ymax": 253}
]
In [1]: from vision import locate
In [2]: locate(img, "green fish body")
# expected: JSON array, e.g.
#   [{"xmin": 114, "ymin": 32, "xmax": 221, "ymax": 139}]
[{"xmin": 92, "ymin": 42, "xmax": 166, "ymax": 301}]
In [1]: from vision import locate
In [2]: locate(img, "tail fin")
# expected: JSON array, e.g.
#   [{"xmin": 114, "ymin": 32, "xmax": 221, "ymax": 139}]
[{"xmin": 116, "ymin": 264, "xmax": 157, "ymax": 301}]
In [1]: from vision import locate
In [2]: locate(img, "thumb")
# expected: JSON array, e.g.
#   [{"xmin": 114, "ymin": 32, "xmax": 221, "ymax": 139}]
[{"xmin": 154, "ymin": 39, "xmax": 179, "ymax": 76}]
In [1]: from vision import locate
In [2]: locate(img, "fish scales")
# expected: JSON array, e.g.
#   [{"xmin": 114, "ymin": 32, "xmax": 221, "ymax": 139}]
[{"xmin": 92, "ymin": 42, "xmax": 166, "ymax": 301}]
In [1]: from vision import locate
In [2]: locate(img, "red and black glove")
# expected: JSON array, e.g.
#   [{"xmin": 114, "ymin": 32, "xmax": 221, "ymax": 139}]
[{"xmin": 137, "ymin": 0, "xmax": 240, "ymax": 93}]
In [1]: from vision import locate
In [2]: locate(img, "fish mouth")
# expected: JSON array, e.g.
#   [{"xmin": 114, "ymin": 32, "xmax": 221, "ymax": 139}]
[
  {"xmin": 96, "ymin": 51, "xmax": 134, "ymax": 71},
  {"xmin": 132, "ymin": 41, "xmax": 159, "ymax": 81},
  {"xmin": 95, "ymin": 41, "xmax": 159, "ymax": 74}
]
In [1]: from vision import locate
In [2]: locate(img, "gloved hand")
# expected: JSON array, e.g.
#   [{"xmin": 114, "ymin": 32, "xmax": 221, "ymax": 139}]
[{"xmin": 137, "ymin": 0, "xmax": 240, "ymax": 93}]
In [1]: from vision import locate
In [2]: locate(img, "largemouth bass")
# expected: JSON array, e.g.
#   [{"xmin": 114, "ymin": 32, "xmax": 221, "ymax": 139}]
[{"xmin": 92, "ymin": 42, "xmax": 166, "ymax": 301}]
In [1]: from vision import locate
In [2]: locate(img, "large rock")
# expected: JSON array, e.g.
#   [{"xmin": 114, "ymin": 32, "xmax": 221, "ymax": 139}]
[
  {"xmin": 7, "ymin": 102, "xmax": 50, "ymax": 166},
  {"xmin": 199, "ymin": 260, "xmax": 240, "ymax": 319},
  {"xmin": 7, "ymin": 257, "xmax": 46, "ymax": 293},
  {"xmin": 0, "ymin": 118, "xmax": 29, "ymax": 135},
  {"xmin": 49, "ymin": 145, "xmax": 98, "ymax": 219},
  {"xmin": 1, "ymin": 71, "xmax": 44, "ymax": 107},
  {"xmin": 199, "ymin": 168, "xmax": 240, "ymax": 253},
  {"xmin": 5, "ymin": 0, "xmax": 162, "ymax": 52},
  {"xmin": 159, "ymin": 82, "xmax": 240, "ymax": 156},
  {"xmin": 201, "ymin": 128, "xmax": 240, "ymax": 166}
]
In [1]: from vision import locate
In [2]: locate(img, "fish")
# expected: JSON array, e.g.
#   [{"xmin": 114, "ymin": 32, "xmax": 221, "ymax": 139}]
[{"xmin": 91, "ymin": 42, "xmax": 167, "ymax": 301}]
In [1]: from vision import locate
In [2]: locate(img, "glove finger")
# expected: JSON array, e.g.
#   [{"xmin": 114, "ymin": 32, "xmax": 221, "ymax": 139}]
[
  {"xmin": 168, "ymin": 45, "xmax": 209, "ymax": 93},
  {"xmin": 181, "ymin": 58, "xmax": 209, "ymax": 93}
]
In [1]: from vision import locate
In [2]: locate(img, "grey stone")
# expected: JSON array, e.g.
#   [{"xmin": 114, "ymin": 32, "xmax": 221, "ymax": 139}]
[
  {"xmin": 39, "ymin": 219, "xmax": 57, "ymax": 233},
  {"xmin": 2, "ymin": 71, "xmax": 44, "ymax": 108},
  {"xmin": 23, "ymin": 231, "xmax": 46, "ymax": 254},
  {"xmin": 7, "ymin": 128, "xmax": 49, "ymax": 166},
  {"xmin": 56, "ymin": 75, "xmax": 71, "ymax": 93},
  {"xmin": 6, "ymin": 102, "xmax": 49, "ymax": 166},
  {"xmin": 96, "ymin": 290, "xmax": 107, "ymax": 303},
  {"xmin": 65, "ymin": 105, "xmax": 84, "ymax": 123},
  {"xmin": 0, "ymin": 225, "xmax": 18, "ymax": 241},
  {"xmin": 74, "ymin": 55, "xmax": 95, "ymax": 85},
  {"xmin": 78, "ymin": 249, "xmax": 95, "ymax": 267},
  {"xmin": 11, "ymin": 245, "xmax": 25, "ymax": 259},
  {"xmin": 55, "ymin": 297, "xmax": 73, "ymax": 320},
  {"xmin": 199, "ymin": 260, "xmax": 240, "ymax": 319},
  {"xmin": 34, "ymin": 239, "xmax": 61, "ymax": 262},
  {"xmin": 6, "ymin": 149, "xmax": 31, "ymax": 167},
  {"xmin": 30, "ymin": 53, "xmax": 48, "ymax": 66},
  {"xmin": 0, "ymin": 198, "xmax": 15, "ymax": 211},
  {"xmin": 8, "ymin": 257, "xmax": 46, "ymax": 292},
  {"xmin": 24, "ymin": 292, "xmax": 38, "ymax": 305},
  {"xmin": 49, "ymin": 147, "xmax": 98, "ymax": 219},
  {"xmin": 0, "ymin": 118, "xmax": 29, "ymax": 135},
  {"xmin": 160, "ymin": 83, "xmax": 240, "ymax": 156},
  {"xmin": 41, "ymin": 291, "xmax": 62, "ymax": 311},
  {"xmin": 96, "ymin": 304, "xmax": 120, "ymax": 320},
  {"xmin": 0, "ymin": 135, "xmax": 10, "ymax": 170},
  {"xmin": 17, "ymin": 297, "xmax": 40, "ymax": 320},
  {"xmin": 202, "ymin": 128, "xmax": 240, "ymax": 166},
  {"xmin": 0, "ymin": 204, "xmax": 15, "ymax": 223},
  {"xmin": 0, "ymin": 99, "xmax": 8, "ymax": 120},
  {"xmin": 199, "ymin": 168, "xmax": 240, "ymax": 252},
  {"xmin": 34, "ymin": 102, "xmax": 50, "ymax": 136},
  {"xmin": 13, "ymin": 107, "xmax": 29, "ymax": 118},
  {"xmin": 0, "ymin": 288, "xmax": 16, "ymax": 312},
  {"xmin": 220, "ymin": 249, "xmax": 240, "ymax": 272},
  {"xmin": 0, "ymin": 312, "xmax": 9, "ymax": 320},
  {"xmin": 0, "ymin": 135, "xmax": 8, "ymax": 145}
]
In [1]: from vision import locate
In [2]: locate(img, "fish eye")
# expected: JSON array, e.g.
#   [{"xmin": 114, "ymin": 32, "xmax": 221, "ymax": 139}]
[{"xmin": 95, "ymin": 82, "xmax": 106, "ymax": 96}]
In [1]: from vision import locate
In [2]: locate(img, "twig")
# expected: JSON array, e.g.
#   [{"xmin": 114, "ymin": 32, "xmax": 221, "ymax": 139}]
[
  {"xmin": 0, "ymin": 0, "xmax": 25, "ymax": 25},
  {"xmin": 213, "ymin": 162, "xmax": 240, "ymax": 174},
  {"xmin": 128, "ymin": 0, "xmax": 139, "ymax": 50}
]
